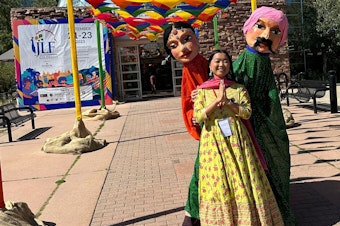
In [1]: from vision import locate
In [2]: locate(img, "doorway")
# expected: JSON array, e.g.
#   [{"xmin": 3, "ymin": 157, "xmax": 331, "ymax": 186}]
[{"xmin": 138, "ymin": 43, "xmax": 173, "ymax": 98}]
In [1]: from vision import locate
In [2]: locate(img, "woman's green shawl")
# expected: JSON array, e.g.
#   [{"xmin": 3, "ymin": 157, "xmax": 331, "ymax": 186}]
[{"xmin": 233, "ymin": 46, "xmax": 295, "ymax": 225}]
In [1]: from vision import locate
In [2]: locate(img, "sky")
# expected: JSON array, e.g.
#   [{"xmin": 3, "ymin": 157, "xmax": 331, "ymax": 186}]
[{"xmin": 57, "ymin": 0, "xmax": 90, "ymax": 7}]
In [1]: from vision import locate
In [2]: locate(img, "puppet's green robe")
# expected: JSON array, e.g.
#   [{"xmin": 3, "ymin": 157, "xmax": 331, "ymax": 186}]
[{"xmin": 233, "ymin": 46, "xmax": 295, "ymax": 225}]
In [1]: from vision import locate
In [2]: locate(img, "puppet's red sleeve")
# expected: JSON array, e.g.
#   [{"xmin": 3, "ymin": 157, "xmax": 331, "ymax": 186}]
[{"xmin": 181, "ymin": 54, "xmax": 209, "ymax": 140}]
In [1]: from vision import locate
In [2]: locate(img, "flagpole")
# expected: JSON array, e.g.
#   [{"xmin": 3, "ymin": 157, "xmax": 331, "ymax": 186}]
[
  {"xmin": 95, "ymin": 20, "xmax": 106, "ymax": 109},
  {"xmin": 251, "ymin": 0, "xmax": 257, "ymax": 11},
  {"xmin": 213, "ymin": 15, "xmax": 219, "ymax": 50},
  {"xmin": 66, "ymin": 0, "xmax": 82, "ymax": 119}
]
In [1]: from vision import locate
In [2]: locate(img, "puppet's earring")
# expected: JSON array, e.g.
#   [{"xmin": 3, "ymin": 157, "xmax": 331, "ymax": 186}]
[
  {"xmin": 161, "ymin": 55, "xmax": 171, "ymax": 65},
  {"xmin": 209, "ymin": 70, "xmax": 213, "ymax": 77}
]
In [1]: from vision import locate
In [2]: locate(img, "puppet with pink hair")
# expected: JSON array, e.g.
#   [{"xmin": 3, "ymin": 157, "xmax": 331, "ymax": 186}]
[{"xmin": 233, "ymin": 6, "xmax": 296, "ymax": 225}]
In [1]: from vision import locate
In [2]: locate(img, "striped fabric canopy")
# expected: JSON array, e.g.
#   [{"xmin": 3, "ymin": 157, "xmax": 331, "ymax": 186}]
[{"xmin": 85, "ymin": 0, "xmax": 237, "ymax": 40}]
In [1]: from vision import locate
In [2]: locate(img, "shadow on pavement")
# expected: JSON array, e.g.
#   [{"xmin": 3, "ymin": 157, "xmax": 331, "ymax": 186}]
[
  {"xmin": 17, "ymin": 127, "xmax": 51, "ymax": 141},
  {"xmin": 290, "ymin": 180, "xmax": 340, "ymax": 226},
  {"xmin": 109, "ymin": 206, "xmax": 184, "ymax": 226},
  {"xmin": 42, "ymin": 221, "xmax": 56, "ymax": 226}
]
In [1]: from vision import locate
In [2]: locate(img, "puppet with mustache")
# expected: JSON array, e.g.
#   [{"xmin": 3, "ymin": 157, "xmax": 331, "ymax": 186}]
[
  {"xmin": 233, "ymin": 6, "xmax": 296, "ymax": 226},
  {"xmin": 254, "ymin": 37, "xmax": 275, "ymax": 53}
]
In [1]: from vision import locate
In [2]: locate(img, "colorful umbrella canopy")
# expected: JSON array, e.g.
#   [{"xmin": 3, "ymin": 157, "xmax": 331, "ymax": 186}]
[{"xmin": 85, "ymin": 0, "xmax": 237, "ymax": 40}]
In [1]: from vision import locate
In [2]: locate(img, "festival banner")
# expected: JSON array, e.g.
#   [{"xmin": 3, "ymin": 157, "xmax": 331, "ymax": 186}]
[{"xmin": 12, "ymin": 19, "xmax": 113, "ymax": 110}]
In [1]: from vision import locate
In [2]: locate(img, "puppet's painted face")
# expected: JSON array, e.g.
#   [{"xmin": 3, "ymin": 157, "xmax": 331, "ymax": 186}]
[
  {"xmin": 245, "ymin": 17, "xmax": 282, "ymax": 53},
  {"xmin": 166, "ymin": 27, "xmax": 199, "ymax": 63}
]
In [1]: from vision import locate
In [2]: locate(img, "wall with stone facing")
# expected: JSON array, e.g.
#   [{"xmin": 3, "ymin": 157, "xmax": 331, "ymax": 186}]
[{"xmin": 11, "ymin": 7, "xmax": 91, "ymax": 20}]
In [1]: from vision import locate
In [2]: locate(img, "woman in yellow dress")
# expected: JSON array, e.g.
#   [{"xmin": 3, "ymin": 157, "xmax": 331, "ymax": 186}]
[{"xmin": 194, "ymin": 49, "xmax": 283, "ymax": 225}]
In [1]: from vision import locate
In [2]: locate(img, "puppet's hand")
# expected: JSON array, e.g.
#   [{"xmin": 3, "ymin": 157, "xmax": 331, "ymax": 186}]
[
  {"xmin": 191, "ymin": 88, "xmax": 199, "ymax": 102},
  {"xmin": 192, "ymin": 117, "xmax": 199, "ymax": 126}
]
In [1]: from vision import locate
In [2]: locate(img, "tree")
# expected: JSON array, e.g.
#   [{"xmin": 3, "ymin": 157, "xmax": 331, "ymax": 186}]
[
  {"xmin": 0, "ymin": 0, "xmax": 23, "ymax": 53},
  {"xmin": 0, "ymin": 0, "xmax": 57, "ymax": 54},
  {"xmin": 0, "ymin": 62, "xmax": 16, "ymax": 93},
  {"xmin": 286, "ymin": 0, "xmax": 339, "ymax": 79},
  {"xmin": 312, "ymin": 0, "xmax": 340, "ymax": 44},
  {"xmin": 304, "ymin": 0, "xmax": 340, "ymax": 77},
  {"xmin": 32, "ymin": 0, "xmax": 58, "ymax": 7}
]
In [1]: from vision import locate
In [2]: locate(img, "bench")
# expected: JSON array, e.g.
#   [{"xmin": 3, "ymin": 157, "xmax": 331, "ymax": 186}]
[
  {"xmin": 0, "ymin": 103, "xmax": 36, "ymax": 142},
  {"xmin": 287, "ymin": 79, "xmax": 329, "ymax": 113}
]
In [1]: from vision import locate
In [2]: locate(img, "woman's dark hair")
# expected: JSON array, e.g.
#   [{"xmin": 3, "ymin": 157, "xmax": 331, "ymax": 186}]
[
  {"xmin": 208, "ymin": 49, "xmax": 235, "ymax": 81},
  {"xmin": 163, "ymin": 22, "xmax": 195, "ymax": 58}
]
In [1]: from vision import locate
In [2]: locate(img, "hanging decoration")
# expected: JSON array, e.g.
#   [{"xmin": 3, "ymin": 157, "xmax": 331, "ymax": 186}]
[{"xmin": 85, "ymin": 0, "xmax": 237, "ymax": 40}]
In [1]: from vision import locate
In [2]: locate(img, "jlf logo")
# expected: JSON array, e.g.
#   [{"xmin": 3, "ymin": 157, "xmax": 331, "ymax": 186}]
[{"xmin": 31, "ymin": 29, "xmax": 56, "ymax": 56}]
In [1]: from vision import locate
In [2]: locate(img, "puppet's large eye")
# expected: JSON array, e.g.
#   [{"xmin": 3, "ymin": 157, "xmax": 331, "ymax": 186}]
[
  {"xmin": 168, "ymin": 42, "xmax": 178, "ymax": 49},
  {"xmin": 183, "ymin": 34, "xmax": 192, "ymax": 43},
  {"xmin": 254, "ymin": 23, "xmax": 264, "ymax": 29},
  {"xmin": 271, "ymin": 28, "xmax": 281, "ymax": 35}
]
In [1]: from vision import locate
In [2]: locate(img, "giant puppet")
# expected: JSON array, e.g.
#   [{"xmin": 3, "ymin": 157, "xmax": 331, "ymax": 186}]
[
  {"xmin": 163, "ymin": 22, "xmax": 208, "ymax": 226},
  {"xmin": 233, "ymin": 6, "xmax": 296, "ymax": 225}
]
